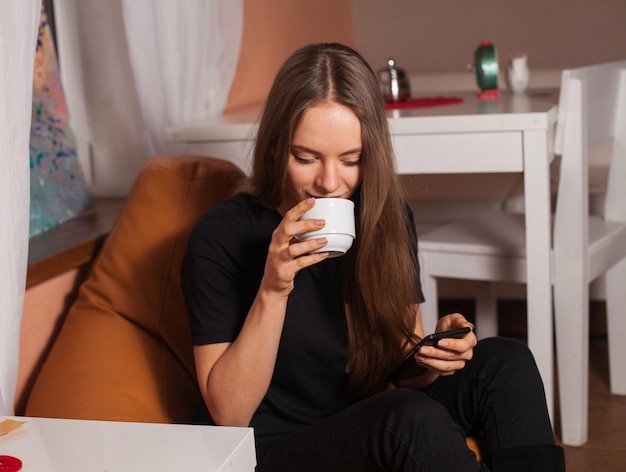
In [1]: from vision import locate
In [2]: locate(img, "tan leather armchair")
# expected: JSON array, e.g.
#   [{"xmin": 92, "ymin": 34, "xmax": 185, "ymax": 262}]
[{"xmin": 25, "ymin": 155, "xmax": 245, "ymax": 422}]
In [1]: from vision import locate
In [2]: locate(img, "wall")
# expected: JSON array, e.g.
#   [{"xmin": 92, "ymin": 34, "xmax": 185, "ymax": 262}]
[
  {"xmin": 353, "ymin": 0, "xmax": 626, "ymax": 76},
  {"xmin": 225, "ymin": 0, "xmax": 354, "ymax": 111}
]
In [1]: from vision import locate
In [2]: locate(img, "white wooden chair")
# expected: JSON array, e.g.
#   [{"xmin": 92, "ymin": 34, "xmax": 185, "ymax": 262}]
[{"xmin": 417, "ymin": 60, "xmax": 626, "ymax": 446}]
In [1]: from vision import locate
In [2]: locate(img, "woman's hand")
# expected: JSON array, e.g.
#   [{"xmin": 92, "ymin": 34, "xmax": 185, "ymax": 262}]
[
  {"xmin": 261, "ymin": 198, "xmax": 330, "ymax": 297},
  {"xmin": 414, "ymin": 313, "xmax": 476, "ymax": 376}
]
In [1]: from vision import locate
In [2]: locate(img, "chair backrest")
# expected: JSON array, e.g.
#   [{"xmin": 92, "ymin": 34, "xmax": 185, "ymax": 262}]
[
  {"xmin": 553, "ymin": 61, "xmax": 626, "ymax": 293},
  {"xmin": 554, "ymin": 61, "xmax": 626, "ymax": 222},
  {"xmin": 25, "ymin": 155, "xmax": 246, "ymax": 423}
]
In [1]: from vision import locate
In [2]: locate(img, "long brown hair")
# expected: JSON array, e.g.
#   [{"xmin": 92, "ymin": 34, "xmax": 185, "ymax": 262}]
[{"xmin": 248, "ymin": 43, "xmax": 420, "ymax": 396}]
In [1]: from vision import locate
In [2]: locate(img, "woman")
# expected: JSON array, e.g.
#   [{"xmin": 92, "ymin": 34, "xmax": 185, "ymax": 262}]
[{"xmin": 181, "ymin": 42, "xmax": 565, "ymax": 471}]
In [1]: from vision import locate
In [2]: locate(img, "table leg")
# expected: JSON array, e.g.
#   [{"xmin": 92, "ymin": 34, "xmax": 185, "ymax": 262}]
[{"xmin": 522, "ymin": 130, "xmax": 555, "ymax": 426}]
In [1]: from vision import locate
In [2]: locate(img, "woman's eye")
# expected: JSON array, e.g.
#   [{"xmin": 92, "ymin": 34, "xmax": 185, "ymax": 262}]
[
  {"xmin": 343, "ymin": 159, "xmax": 361, "ymax": 167},
  {"xmin": 293, "ymin": 154, "xmax": 315, "ymax": 164}
]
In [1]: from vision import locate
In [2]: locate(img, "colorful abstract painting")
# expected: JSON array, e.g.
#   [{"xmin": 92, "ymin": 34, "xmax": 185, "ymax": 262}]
[{"xmin": 29, "ymin": 4, "xmax": 92, "ymax": 237}]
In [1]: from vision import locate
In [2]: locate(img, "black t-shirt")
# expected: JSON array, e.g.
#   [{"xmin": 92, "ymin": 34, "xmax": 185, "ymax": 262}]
[{"xmin": 181, "ymin": 192, "xmax": 422, "ymax": 446}]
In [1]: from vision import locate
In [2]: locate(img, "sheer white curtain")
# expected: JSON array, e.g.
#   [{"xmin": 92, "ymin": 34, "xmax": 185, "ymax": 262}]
[
  {"xmin": 121, "ymin": 0, "xmax": 243, "ymax": 157},
  {"xmin": 0, "ymin": 0, "xmax": 41, "ymax": 415}
]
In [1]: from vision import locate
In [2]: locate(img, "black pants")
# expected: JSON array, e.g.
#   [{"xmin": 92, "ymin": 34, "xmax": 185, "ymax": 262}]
[{"xmin": 256, "ymin": 337, "xmax": 560, "ymax": 471}]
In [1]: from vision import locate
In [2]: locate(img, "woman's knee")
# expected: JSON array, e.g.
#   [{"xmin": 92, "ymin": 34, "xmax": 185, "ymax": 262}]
[
  {"xmin": 473, "ymin": 337, "xmax": 545, "ymax": 394},
  {"xmin": 475, "ymin": 337, "xmax": 538, "ymax": 370}
]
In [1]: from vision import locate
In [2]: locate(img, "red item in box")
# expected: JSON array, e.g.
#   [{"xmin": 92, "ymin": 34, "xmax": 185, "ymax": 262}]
[{"xmin": 0, "ymin": 456, "xmax": 22, "ymax": 471}]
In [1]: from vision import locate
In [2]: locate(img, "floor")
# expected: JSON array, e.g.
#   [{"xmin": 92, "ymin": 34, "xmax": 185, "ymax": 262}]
[
  {"xmin": 557, "ymin": 337, "xmax": 626, "ymax": 471},
  {"xmin": 439, "ymin": 299, "xmax": 626, "ymax": 471}
]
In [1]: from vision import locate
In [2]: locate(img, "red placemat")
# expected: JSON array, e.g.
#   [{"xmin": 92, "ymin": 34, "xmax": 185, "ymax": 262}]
[{"xmin": 384, "ymin": 96, "xmax": 463, "ymax": 110}]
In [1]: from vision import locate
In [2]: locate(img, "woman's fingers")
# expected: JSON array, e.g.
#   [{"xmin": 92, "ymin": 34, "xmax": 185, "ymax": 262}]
[
  {"xmin": 262, "ymin": 199, "xmax": 331, "ymax": 294},
  {"xmin": 417, "ymin": 343, "xmax": 474, "ymax": 362},
  {"xmin": 286, "ymin": 236, "xmax": 328, "ymax": 259},
  {"xmin": 282, "ymin": 199, "xmax": 327, "ymax": 246}
]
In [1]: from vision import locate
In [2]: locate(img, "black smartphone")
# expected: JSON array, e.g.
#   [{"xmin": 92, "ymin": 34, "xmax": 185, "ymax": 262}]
[{"xmin": 384, "ymin": 326, "xmax": 472, "ymax": 384}]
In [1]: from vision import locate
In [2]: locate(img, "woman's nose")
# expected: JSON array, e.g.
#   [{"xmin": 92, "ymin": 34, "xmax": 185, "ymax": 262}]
[{"xmin": 316, "ymin": 162, "xmax": 339, "ymax": 193}]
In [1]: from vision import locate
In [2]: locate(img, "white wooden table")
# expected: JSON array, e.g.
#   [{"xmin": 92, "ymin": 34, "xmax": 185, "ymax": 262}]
[
  {"xmin": 165, "ymin": 90, "xmax": 559, "ymax": 420},
  {"xmin": 0, "ymin": 416, "xmax": 256, "ymax": 471}
]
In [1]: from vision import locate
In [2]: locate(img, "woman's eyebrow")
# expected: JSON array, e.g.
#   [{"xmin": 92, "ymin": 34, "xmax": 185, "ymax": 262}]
[
  {"xmin": 339, "ymin": 148, "xmax": 363, "ymax": 157},
  {"xmin": 291, "ymin": 144, "xmax": 320, "ymax": 155}
]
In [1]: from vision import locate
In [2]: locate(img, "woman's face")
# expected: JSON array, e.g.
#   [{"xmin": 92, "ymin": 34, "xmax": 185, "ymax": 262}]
[{"xmin": 279, "ymin": 102, "xmax": 363, "ymax": 214}]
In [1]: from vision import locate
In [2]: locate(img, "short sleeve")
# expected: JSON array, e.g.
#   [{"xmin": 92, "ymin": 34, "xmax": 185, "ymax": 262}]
[{"xmin": 181, "ymin": 195, "xmax": 272, "ymax": 345}]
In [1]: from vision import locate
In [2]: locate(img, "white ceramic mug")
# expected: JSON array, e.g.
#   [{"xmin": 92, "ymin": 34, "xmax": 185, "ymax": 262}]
[{"xmin": 299, "ymin": 198, "xmax": 356, "ymax": 257}]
